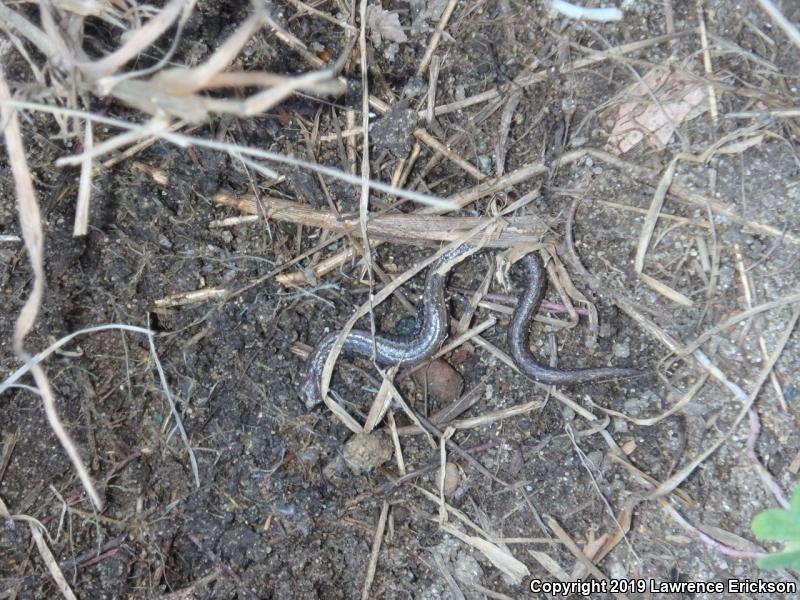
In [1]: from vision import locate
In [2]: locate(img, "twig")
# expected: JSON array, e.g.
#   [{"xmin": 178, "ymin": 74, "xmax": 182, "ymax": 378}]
[
  {"xmin": 73, "ymin": 120, "xmax": 93, "ymax": 236},
  {"xmin": 695, "ymin": 0, "xmax": 718, "ymax": 123},
  {"xmin": 413, "ymin": 128, "xmax": 486, "ymax": 181},
  {"xmin": 361, "ymin": 501, "xmax": 389, "ymax": 600},
  {"xmin": 415, "ymin": 0, "xmax": 458, "ymax": 76},
  {"xmin": 3, "ymin": 98, "xmax": 450, "ymax": 210}
]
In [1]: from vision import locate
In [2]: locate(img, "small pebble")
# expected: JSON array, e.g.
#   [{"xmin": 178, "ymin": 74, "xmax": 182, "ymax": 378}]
[
  {"xmin": 412, "ymin": 359, "xmax": 464, "ymax": 403},
  {"xmin": 477, "ymin": 155, "xmax": 493, "ymax": 174},
  {"xmin": 442, "ymin": 462, "xmax": 460, "ymax": 497},
  {"xmin": 402, "ymin": 76, "xmax": 427, "ymax": 98},
  {"xmin": 612, "ymin": 339, "xmax": 630, "ymax": 358}
]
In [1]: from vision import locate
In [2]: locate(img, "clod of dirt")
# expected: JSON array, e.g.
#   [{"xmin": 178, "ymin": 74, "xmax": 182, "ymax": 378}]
[
  {"xmin": 412, "ymin": 358, "xmax": 464, "ymax": 403},
  {"xmin": 369, "ymin": 100, "xmax": 417, "ymax": 157},
  {"xmin": 342, "ymin": 432, "xmax": 393, "ymax": 474}
]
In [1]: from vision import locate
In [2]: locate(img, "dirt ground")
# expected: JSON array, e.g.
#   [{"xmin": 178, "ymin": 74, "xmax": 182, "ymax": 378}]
[{"xmin": 1, "ymin": 0, "xmax": 800, "ymax": 598}]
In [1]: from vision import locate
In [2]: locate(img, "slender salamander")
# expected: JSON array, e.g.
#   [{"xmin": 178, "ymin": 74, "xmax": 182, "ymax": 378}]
[
  {"xmin": 301, "ymin": 245, "xmax": 471, "ymax": 408},
  {"xmin": 302, "ymin": 247, "xmax": 639, "ymax": 409},
  {"xmin": 508, "ymin": 253, "xmax": 640, "ymax": 385}
]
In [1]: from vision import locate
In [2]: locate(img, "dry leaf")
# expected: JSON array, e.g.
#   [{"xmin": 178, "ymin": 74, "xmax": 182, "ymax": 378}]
[
  {"xmin": 366, "ymin": 4, "xmax": 408, "ymax": 45},
  {"xmin": 605, "ymin": 68, "xmax": 708, "ymax": 155}
]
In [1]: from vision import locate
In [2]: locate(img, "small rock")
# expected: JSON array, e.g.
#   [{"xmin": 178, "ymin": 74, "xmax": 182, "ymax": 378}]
[
  {"xmin": 585, "ymin": 450, "xmax": 604, "ymax": 469},
  {"xmin": 608, "ymin": 560, "xmax": 628, "ymax": 580},
  {"xmin": 298, "ymin": 447, "xmax": 319, "ymax": 465},
  {"xmin": 612, "ymin": 339, "xmax": 630, "ymax": 358},
  {"xmin": 623, "ymin": 390, "xmax": 662, "ymax": 415},
  {"xmin": 412, "ymin": 359, "xmax": 464, "ymax": 403},
  {"xmin": 342, "ymin": 432, "xmax": 393, "ymax": 474},
  {"xmin": 442, "ymin": 462, "xmax": 460, "ymax": 497},
  {"xmin": 403, "ymin": 76, "xmax": 427, "ymax": 98},
  {"xmin": 785, "ymin": 384, "xmax": 798, "ymax": 402},
  {"xmin": 448, "ymin": 345, "xmax": 472, "ymax": 365},
  {"xmin": 477, "ymin": 155, "xmax": 493, "ymax": 174},
  {"xmin": 453, "ymin": 550, "xmax": 483, "ymax": 586}
]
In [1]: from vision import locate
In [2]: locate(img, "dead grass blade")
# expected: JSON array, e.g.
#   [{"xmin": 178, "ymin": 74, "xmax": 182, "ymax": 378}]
[
  {"xmin": 0, "ymin": 497, "xmax": 76, "ymax": 600},
  {"xmin": 73, "ymin": 120, "xmax": 93, "ymax": 236},
  {"xmin": 647, "ymin": 305, "xmax": 800, "ymax": 501},
  {"xmin": 415, "ymin": 0, "xmax": 458, "ymax": 77},
  {"xmin": 545, "ymin": 517, "xmax": 630, "ymax": 600},
  {"xmin": 678, "ymin": 292, "xmax": 800, "ymax": 357},
  {"xmin": 147, "ymin": 12, "xmax": 265, "ymax": 94},
  {"xmin": 357, "ymin": 0, "xmax": 376, "ymax": 350},
  {"xmin": 5, "ymin": 99, "xmax": 451, "ymax": 209},
  {"xmin": 527, "ymin": 549, "xmax": 569, "ymax": 581},
  {"xmin": 432, "ymin": 552, "xmax": 466, "ymax": 600},
  {"xmin": 657, "ymin": 498, "xmax": 764, "ymax": 559},
  {"xmin": 361, "ymin": 501, "xmax": 389, "ymax": 600},
  {"xmin": 364, "ymin": 366, "xmax": 398, "ymax": 432},
  {"xmin": 212, "ymin": 191, "xmax": 546, "ymax": 248},
  {"xmin": 0, "ymin": 53, "xmax": 102, "ymax": 510},
  {"xmin": 634, "ymin": 158, "xmax": 677, "ymax": 273},
  {"xmin": 1, "ymin": 324, "xmax": 153, "ymax": 395},
  {"xmin": 639, "ymin": 272, "xmax": 694, "ymax": 307},
  {"xmin": 755, "ymin": 0, "xmax": 800, "ymax": 48},
  {"xmin": 147, "ymin": 327, "xmax": 200, "ymax": 489},
  {"xmin": 438, "ymin": 427, "xmax": 455, "ymax": 523},
  {"xmin": 80, "ymin": 0, "xmax": 190, "ymax": 80},
  {"xmin": 440, "ymin": 522, "xmax": 530, "ymax": 584},
  {"xmin": 591, "ymin": 373, "xmax": 709, "ymax": 426}
]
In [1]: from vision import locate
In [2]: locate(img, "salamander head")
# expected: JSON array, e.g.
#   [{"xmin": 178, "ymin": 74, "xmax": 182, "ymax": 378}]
[{"xmin": 300, "ymin": 375, "xmax": 322, "ymax": 410}]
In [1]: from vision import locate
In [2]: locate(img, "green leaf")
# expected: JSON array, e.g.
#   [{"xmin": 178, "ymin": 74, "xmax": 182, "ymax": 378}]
[
  {"xmin": 756, "ymin": 542, "xmax": 800, "ymax": 571},
  {"xmin": 752, "ymin": 508, "xmax": 800, "ymax": 542},
  {"xmin": 791, "ymin": 484, "xmax": 800, "ymax": 516}
]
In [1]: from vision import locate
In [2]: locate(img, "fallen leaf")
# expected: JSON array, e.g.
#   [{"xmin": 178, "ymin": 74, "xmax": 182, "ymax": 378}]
[
  {"xmin": 605, "ymin": 68, "xmax": 708, "ymax": 155},
  {"xmin": 366, "ymin": 4, "xmax": 408, "ymax": 45}
]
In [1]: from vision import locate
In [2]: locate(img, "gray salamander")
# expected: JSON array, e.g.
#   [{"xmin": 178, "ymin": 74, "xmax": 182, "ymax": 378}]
[
  {"xmin": 301, "ymin": 245, "xmax": 470, "ymax": 408},
  {"xmin": 508, "ymin": 253, "xmax": 640, "ymax": 385}
]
